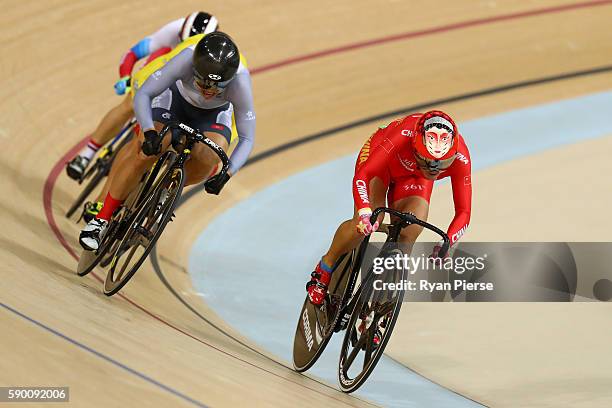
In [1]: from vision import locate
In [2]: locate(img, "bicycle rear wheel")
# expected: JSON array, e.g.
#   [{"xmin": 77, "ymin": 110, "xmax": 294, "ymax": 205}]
[
  {"xmin": 76, "ymin": 212, "xmax": 126, "ymax": 277},
  {"xmin": 292, "ymin": 250, "xmax": 355, "ymax": 372},
  {"xmin": 337, "ymin": 248, "xmax": 406, "ymax": 393},
  {"xmin": 103, "ymin": 166, "xmax": 184, "ymax": 296}
]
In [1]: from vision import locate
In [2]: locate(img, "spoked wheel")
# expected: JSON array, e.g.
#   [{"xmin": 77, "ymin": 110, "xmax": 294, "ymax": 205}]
[
  {"xmin": 97, "ymin": 151, "xmax": 175, "ymax": 271},
  {"xmin": 292, "ymin": 251, "xmax": 355, "ymax": 372},
  {"xmin": 338, "ymin": 250, "xmax": 406, "ymax": 393},
  {"xmin": 103, "ymin": 166, "xmax": 184, "ymax": 296}
]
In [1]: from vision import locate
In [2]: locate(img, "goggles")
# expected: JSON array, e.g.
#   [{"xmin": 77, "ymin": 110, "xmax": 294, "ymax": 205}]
[{"xmin": 193, "ymin": 70, "xmax": 231, "ymax": 92}]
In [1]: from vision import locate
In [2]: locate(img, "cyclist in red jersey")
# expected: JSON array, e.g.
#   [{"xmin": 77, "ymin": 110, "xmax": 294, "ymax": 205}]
[{"xmin": 306, "ymin": 110, "xmax": 472, "ymax": 305}]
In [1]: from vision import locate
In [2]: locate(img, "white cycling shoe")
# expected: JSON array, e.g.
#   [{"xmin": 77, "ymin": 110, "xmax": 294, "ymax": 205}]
[{"xmin": 79, "ymin": 218, "xmax": 108, "ymax": 251}]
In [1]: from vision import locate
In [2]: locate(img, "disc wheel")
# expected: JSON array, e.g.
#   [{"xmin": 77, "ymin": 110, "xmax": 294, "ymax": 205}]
[{"xmin": 292, "ymin": 251, "xmax": 355, "ymax": 372}]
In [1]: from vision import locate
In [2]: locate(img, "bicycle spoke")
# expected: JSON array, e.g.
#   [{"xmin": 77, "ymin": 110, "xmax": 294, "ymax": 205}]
[
  {"xmin": 115, "ymin": 244, "xmax": 140, "ymax": 281},
  {"xmin": 375, "ymin": 301, "xmax": 394, "ymax": 317},
  {"xmin": 363, "ymin": 324, "xmax": 376, "ymax": 369},
  {"xmin": 345, "ymin": 326, "xmax": 366, "ymax": 370},
  {"xmin": 123, "ymin": 229, "xmax": 140, "ymax": 250}
]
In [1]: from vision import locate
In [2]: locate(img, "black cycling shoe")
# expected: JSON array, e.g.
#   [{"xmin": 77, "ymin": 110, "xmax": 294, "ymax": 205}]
[{"xmin": 66, "ymin": 155, "xmax": 90, "ymax": 180}]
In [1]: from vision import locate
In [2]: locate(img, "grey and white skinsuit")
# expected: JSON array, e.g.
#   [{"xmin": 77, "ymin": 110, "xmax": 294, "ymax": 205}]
[{"xmin": 133, "ymin": 47, "xmax": 255, "ymax": 175}]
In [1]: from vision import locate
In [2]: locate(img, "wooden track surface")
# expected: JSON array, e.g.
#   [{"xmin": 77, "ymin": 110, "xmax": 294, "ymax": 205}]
[{"xmin": 1, "ymin": 0, "xmax": 611, "ymax": 406}]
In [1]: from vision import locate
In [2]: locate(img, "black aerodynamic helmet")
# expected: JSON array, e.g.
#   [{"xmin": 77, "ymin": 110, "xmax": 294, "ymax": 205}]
[{"xmin": 192, "ymin": 32, "xmax": 240, "ymax": 83}]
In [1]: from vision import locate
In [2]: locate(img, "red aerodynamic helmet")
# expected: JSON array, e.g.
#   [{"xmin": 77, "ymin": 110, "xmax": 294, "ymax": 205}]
[{"xmin": 412, "ymin": 110, "xmax": 458, "ymax": 173}]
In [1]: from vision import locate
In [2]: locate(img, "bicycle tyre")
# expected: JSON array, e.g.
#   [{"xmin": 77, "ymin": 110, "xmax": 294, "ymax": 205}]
[
  {"xmin": 76, "ymin": 217, "xmax": 123, "ymax": 277},
  {"xmin": 292, "ymin": 250, "xmax": 355, "ymax": 372}
]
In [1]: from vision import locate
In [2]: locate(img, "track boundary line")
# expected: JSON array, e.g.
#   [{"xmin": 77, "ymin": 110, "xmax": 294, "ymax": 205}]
[
  {"xmin": 1, "ymin": 302, "xmax": 209, "ymax": 408},
  {"xmin": 250, "ymin": 0, "xmax": 612, "ymax": 74}
]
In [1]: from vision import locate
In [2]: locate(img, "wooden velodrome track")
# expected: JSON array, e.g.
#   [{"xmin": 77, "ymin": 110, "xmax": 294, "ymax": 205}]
[{"xmin": 1, "ymin": 0, "xmax": 612, "ymax": 406}]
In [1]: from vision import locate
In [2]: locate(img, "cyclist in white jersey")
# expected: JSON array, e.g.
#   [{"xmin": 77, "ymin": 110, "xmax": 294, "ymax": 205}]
[
  {"xmin": 79, "ymin": 32, "xmax": 255, "ymax": 251},
  {"xmin": 66, "ymin": 12, "xmax": 219, "ymax": 180}
]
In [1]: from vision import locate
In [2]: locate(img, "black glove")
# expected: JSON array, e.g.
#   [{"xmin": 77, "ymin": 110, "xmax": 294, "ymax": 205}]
[
  {"xmin": 204, "ymin": 172, "xmax": 231, "ymax": 195},
  {"xmin": 141, "ymin": 130, "xmax": 162, "ymax": 156}
]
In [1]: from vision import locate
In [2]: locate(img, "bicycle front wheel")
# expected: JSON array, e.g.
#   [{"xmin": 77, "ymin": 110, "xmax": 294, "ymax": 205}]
[
  {"xmin": 337, "ymin": 249, "xmax": 406, "ymax": 393},
  {"xmin": 103, "ymin": 166, "xmax": 184, "ymax": 296}
]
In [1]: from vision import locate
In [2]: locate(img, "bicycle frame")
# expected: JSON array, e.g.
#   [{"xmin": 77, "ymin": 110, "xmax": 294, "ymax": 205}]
[
  {"xmin": 157, "ymin": 121, "xmax": 230, "ymax": 175},
  {"xmin": 100, "ymin": 121, "xmax": 229, "ymax": 296},
  {"xmin": 336, "ymin": 207, "xmax": 450, "ymax": 331},
  {"xmin": 98, "ymin": 118, "xmax": 137, "ymax": 159}
]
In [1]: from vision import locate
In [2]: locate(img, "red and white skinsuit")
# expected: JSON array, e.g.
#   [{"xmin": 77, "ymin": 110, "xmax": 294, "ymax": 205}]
[{"xmin": 352, "ymin": 113, "xmax": 472, "ymax": 245}]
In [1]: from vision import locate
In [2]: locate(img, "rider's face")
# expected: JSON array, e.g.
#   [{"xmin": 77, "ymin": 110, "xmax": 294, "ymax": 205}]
[
  {"xmin": 425, "ymin": 127, "xmax": 453, "ymax": 158},
  {"xmin": 195, "ymin": 78, "xmax": 221, "ymax": 99}
]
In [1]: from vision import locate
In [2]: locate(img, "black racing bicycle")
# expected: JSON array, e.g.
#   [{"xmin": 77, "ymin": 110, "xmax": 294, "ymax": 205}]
[
  {"xmin": 75, "ymin": 121, "xmax": 229, "ymax": 296},
  {"xmin": 292, "ymin": 208, "xmax": 450, "ymax": 393},
  {"xmin": 65, "ymin": 118, "xmax": 136, "ymax": 220}
]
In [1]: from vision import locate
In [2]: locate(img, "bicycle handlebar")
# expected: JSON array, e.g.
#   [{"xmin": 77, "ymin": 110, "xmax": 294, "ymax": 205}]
[
  {"xmin": 370, "ymin": 207, "xmax": 451, "ymax": 258},
  {"xmin": 158, "ymin": 121, "xmax": 230, "ymax": 178}
]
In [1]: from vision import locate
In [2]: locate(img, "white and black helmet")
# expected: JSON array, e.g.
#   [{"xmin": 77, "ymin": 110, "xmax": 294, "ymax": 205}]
[{"xmin": 180, "ymin": 12, "xmax": 219, "ymax": 41}]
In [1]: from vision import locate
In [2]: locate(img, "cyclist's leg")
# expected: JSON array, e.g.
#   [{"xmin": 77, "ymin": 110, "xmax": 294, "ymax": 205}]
[
  {"xmin": 388, "ymin": 175, "xmax": 434, "ymax": 244},
  {"xmin": 184, "ymin": 131, "xmax": 229, "ymax": 186},
  {"xmin": 89, "ymin": 95, "xmax": 134, "ymax": 146},
  {"xmin": 321, "ymin": 177, "xmax": 387, "ymax": 268},
  {"xmin": 104, "ymin": 121, "xmax": 170, "ymax": 202},
  {"xmin": 79, "ymin": 120, "xmax": 172, "ymax": 250},
  {"xmin": 67, "ymin": 96, "xmax": 134, "ymax": 180},
  {"xmin": 179, "ymin": 100, "xmax": 232, "ymax": 186},
  {"xmin": 93, "ymin": 170, "xmax": 112, "ymax": 204},
  {"xmin": 97, "ymin": 87, "xmax": 177, "ymax": 219},
  {"xmin": 389, "ymin": 177, "xmax": 444, "ymax": 301},
  {"xmin": 321, "ymin": 129, "xmax": 390, "ymax": 268},
  {"xmin": 307, "ymin": 177, "xmax": 387, "ymax": 303}
]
